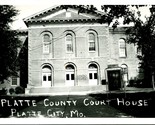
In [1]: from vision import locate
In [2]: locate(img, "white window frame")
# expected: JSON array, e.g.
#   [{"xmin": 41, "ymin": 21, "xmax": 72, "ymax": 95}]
[
  {"xmin": 65, "ymin": 34, "xmax": 73, "ymax": 53},
  {"xmin": 42, "ymin": 65, "xmax": 52, "ymax": 87},
  {"xmin": 65, "ymin": 64, "xmax": 75, "ymax": 86},
  {"xmin": 119, "ymin": 39, "xmax": 127, "ymax": 58},
  {"xmin": 11, "ymin": 76, "xmax": 19, "ymax": 86},
  {"xmin": 42, "ymin": 33, "xmax": 52, "ymax": 54},
  {"xmin": 88, "ymin": 33, "xmax": 96, "ymax": 52}
]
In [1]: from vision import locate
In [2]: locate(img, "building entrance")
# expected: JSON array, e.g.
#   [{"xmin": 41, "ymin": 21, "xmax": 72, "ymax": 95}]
[
  {"xmin": 89, "ymin": 64, "xmax": 98, "ymax": 85},
  {"xmin": 42, "ymin": 66, "xmax": 52, "ymax": 87},
  {"xmin": 65, "ymin": 64, "xmax": 75, "ymax": 86},
  {"xmin": 107, "ymin": 70, "xmax": 122, "ymax": 90}
]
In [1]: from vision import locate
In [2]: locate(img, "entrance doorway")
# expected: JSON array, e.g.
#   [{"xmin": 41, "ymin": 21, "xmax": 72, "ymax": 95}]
[
  {"xmin": 65, "ymin": 64, "xmax": 75, "ymax": 86},
  {"xmin": 42, "ymin": 65, "xmax": 52, "ymax": 87},
  {"xmin": 107, "ymin": 70, "xmax": 122, "ymax": 90},
  {"xmin": 89, "ymin": 64, "xmax": 98, "ymax": 85}
]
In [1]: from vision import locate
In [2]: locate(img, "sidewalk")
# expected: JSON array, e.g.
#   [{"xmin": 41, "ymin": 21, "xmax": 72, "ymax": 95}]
[
  {"xmin": 98, "ymin": 87, "xmax": 155, "ymax": 94},
  {"xmin": 25, "ymin": 87, "xmax": 155, "ymax": 96}
]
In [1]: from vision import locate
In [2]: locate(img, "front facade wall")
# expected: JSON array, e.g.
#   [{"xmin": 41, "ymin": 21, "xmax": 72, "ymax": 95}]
[
  {"xmin": 28, "ymin": 23, "xmax": 139, "ymax": 90},
  {"xmin": 28, "ymin": 24, "xmax": 109, "ymax": 87},
  {"xmin": 108, "ymin": 32, "xmax": 139, "ymax": 80}
]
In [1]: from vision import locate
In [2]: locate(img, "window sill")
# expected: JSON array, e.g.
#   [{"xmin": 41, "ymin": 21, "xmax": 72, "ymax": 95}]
[
  {"xmin": 11, "ymin": 85, "xmax": 18, "ymax": 87},
  {"xmin": 43, "ymin": 53, "xmax": 50, "ymax": 55},
  {"xmin": 89, "ymin": 51, "xmax": 96, "ymax": 53},
  {"xmin": 119, "ymin": 57, "xmax": 127, "ymax": 58},
  {"xmin": 66, "ymin": 52, "xmax": 74, "ymax": 54}
]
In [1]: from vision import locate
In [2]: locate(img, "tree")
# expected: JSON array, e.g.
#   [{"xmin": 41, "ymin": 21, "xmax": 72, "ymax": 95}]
[
  {"xmin": 75, "ymin": 5, "xmax": 155, "ymax": 87},
  {"xmin": 62, "ymin": 5, "xmax": 155, "ymax": 87},
  {"xmin": 0, "ymin": 5, "xmax": 21, "ymax": 83},
  {"xmin": 100, "ymin": 5, "xmax": 155, "ymax": 87},
  {"xmin": 126, "ymin": 6, "xmax": 155, "ymax": 87}
]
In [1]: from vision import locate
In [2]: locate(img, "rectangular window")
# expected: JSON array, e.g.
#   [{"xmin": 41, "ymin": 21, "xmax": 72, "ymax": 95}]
[
  {"xmin": 43, "ymin": 44, "xmax": 50, "ymax": 53},
  {"xmin": 89, "ymin": 33, "xmax": 96, "ymax": 52},
  {"xmin": 67, "ymin": 44, "xmax": 73, "ymax": 52},
  {"xmin": 71, "ymin": 74, "xmax": 74, "ymax": 80},
  {"xmin": 119, "ymin": 48, "xmax": 126, "ymax": 57},
  {"xmin": 66, "ymin": 34, "xmax": 73, "ymax": 53},
  {"xmin": 66, "ymin": 74, "xmax": 70, "ymax": 80},
  {"xmin": 89, "ymin": 42, "xmax": 95, "ymax": 51},
  {"xmin": 119, "ymin": 39, "xmax": 126, "ymax": 57},
  {"xmin": 94, "ymin": 73, "xmax": 97, "ymax": 79},
  {"xmin": 43, "ymin": 75, "xmax": 46, "ymax": 81},
  {"xmin": 12, "ymin": 76, "xmax": 17, "ymax": 85},
  {"xmin": 43, "ymin": 34, "xmax": 50, "ymax": 54},
  {"xmin": 89, "ymin": 73, "xmax": 93, "ymax": 79},
  {"xmin": 48, "ymin": 75, "xmax": 51, "ymax": 81}
]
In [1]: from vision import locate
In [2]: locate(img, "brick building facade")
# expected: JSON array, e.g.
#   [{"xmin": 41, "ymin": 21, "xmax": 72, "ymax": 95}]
[{"xmin": 23, "ymin": 5, "xmax": 140, "ymax": 94}]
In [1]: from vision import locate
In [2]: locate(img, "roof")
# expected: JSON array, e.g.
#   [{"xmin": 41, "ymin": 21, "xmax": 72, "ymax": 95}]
[
  {"xmin": 16, "ymin": 29, "xmax": 28, "ymax": 35},
  {"xmin": 23, "ymin": 5, "xmax": 105, "ymax": 26}
]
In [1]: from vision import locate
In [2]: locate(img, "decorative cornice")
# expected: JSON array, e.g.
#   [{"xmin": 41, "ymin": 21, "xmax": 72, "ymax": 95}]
[
  {"xmin": 25, "ymin": 18, "xmax": 101, "ymax": 24},
  {"xmin": 16, "ymin": 29, "xmax": 28, "ymax": 35},
  {"xmin": 23, "ymin": 5, "xmax": 104, "ymax": 26}
]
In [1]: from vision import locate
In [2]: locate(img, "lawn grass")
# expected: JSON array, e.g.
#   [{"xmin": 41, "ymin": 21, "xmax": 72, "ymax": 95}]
[{"xmin": 0, "ymin": 91, "xmax": 155, "ymax": 118}]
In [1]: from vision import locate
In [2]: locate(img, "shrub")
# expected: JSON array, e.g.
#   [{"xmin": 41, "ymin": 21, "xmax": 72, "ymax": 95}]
[
  {"xmin": 15, "ymin": 86, "xmax": 25, "ymax": 94},
  {"xmin": 128, "ymin": 79, "xmax": 135, "ymax": 87},
  {"xmin": 0, "ymin": 88, "xmax": 7, "ymax": 95},
  {"xmin": 9, "ymin": 88, "xmax": 15, "ymax": 95}
]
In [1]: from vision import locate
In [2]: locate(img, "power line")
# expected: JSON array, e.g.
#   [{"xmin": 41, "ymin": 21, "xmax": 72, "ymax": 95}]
[{"xmin": 30, "ymin": 22, "xmax": 94, "ymax": 51}]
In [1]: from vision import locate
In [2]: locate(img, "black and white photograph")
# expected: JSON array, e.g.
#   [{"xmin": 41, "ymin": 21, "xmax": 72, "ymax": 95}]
[{"xmin": 0, "ymin": 0, "xmax": 155, "ymax": 123}]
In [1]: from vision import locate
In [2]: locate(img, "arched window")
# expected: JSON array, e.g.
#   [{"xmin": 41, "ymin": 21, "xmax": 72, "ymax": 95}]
[
  {"xmin": 88, "ymin": 33, "xmax": 95, "ymax": 51},
  {"xmin": 65, "ymin": 64, "xmax": 75, "ymax": 86},
  {"xmin": 119, "ymin": 39, "xmax": 127, "ymax": 57},
  {"xmin": 88, "ymin": 63, "xmax": 98, "ymax": 85},
  {"xmin": 66, "ymin": 34, "xmax": 73, "ymax": 53},
  {"xmin": 42, "ymin": 65, "xmax": 52, "ymax": 87},
  {"xmin": 43, "ymin": 34, "xmax": 51, "ymax": 54}
]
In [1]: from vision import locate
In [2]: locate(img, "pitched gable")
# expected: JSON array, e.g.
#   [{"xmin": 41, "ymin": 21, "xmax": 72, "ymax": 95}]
[
  {"xmin": 41, "ymin": 9, "xmax": 98, "ymax": 20},
  {"xmin": 23, "ymin": 5, "xmax": 104, "ymax": 26}
]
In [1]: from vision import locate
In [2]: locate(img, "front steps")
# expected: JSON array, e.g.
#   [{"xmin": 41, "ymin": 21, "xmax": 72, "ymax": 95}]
[{"xmin": 26, "ymin": 85, "xmax": 107, "ymax": 95}]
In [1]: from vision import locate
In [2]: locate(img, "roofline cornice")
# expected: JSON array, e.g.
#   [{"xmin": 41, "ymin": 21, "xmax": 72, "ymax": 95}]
[
  {"xmin": 24, "ymin": 18, "xmax": 104, "ymax": 26},
  {"xmin": 23, "ymin": 5, "xmax": 104, "ymax": 26}
]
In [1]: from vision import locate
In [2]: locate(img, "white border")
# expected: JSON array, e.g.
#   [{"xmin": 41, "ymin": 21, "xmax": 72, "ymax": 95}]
[
  {"xmin": 0, "ymin": 0, "xmax": 155, "ymax": 5},
  {"xmin": 1, "ymin": 118, "xmax": 155, "ymax": 124},
  {"xmin": 1, "ymin": 0, "xmax": 155, "ymax": 124}
]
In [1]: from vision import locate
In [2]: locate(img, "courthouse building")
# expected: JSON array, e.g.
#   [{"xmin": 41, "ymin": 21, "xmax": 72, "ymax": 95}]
[{"xmin": 23, "ymin": 5, "xmax": 140, "ymax": 94}]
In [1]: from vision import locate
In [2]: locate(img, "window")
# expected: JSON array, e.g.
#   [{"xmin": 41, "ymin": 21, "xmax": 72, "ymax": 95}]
[
  {"xmin": 94, "ymin": 73, "xmax": 97, "ymax": 79},
  {"xmin": 43, "ymin": 75, "xmax": 46, "ymax": 81},
  {"xmin": 88, "ymin": 63, "xmax": 98, "ymax": 85},
  {"xmin": 66, "ymin": 34, "xmax": 73, "ymax": 53},
  {"xmin": 48, "ymin": 75, "xmax": 52, "ymax": 81},
  {"xmin": 119, "ymin": 39, "xmax": 126, "ymax": 57},
  {"xmin": 11, "ymin": 76, "xmax": 18, "ymax": 86},
  {"xmin": 65, "ymin": 64, "xmax": 75, "ymax": 86},
  {"xmin": 71, "ymin": 74, "xmax": 74, "ymax": 80},
  {"xmin": 66, "ymin": 74, "xmax": 70, "ymax": 80},
  {"xmin": 89, "ymin": 73, "xmax": 93, "ymax": 79},
  {"xmin": 42, "ymin": 65, "xmax": 52, "ymax": 87},
  {"xmin": 43, "ymin": 34, "xmax": 51, "ymax": 54},
  {"xmin": 88, "ymin": 33, "xmax": 95, "ymax": 51}
]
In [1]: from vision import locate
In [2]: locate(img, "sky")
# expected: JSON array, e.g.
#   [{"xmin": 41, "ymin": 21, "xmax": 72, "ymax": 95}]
[
  {"xmin": 0, "ymin": 0, "xmax": 153, "ymax": 29},
  {"xmin": 4, "ymin": 1, "xmax": 103, "ymax": 29}
]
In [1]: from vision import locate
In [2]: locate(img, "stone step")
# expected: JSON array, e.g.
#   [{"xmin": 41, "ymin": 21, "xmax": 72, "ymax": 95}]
[{"xmin": 28, "ymin": 85, "xmax": 107, "ymax": 95}]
